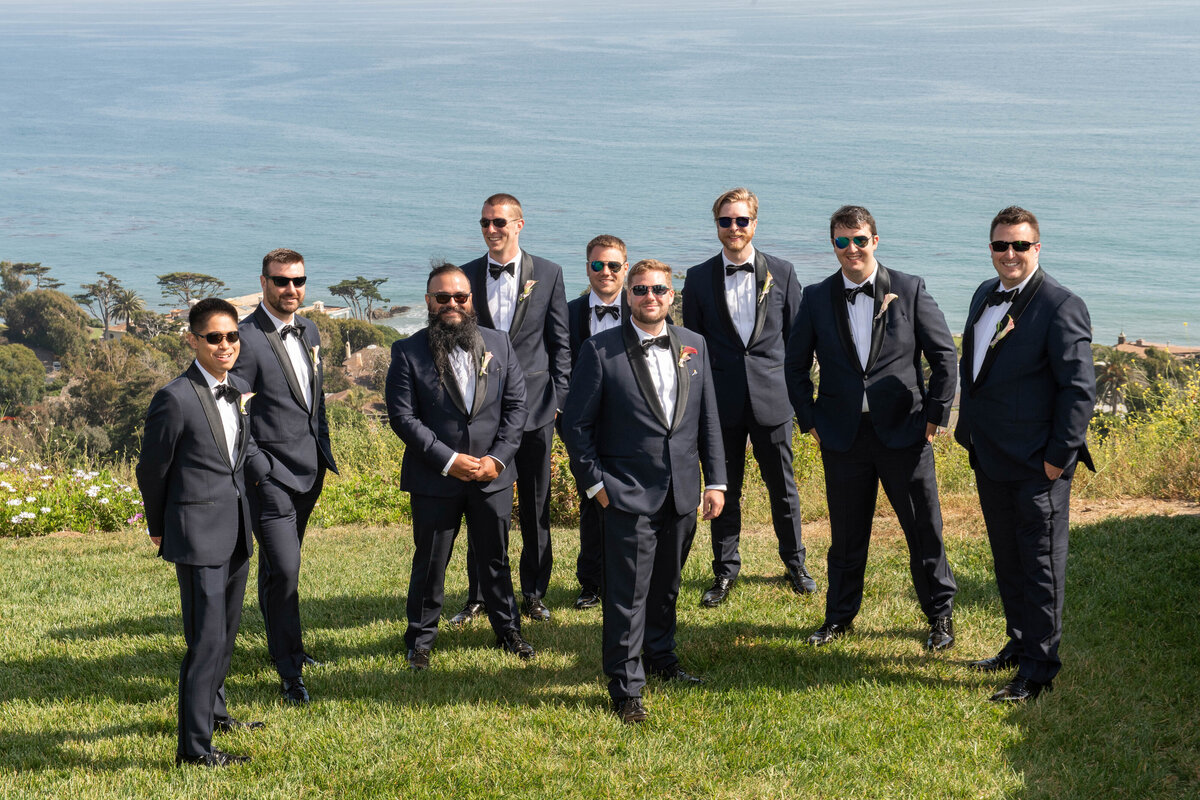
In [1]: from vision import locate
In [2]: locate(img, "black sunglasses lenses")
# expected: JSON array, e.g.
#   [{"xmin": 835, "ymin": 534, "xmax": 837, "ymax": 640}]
[
  {"xmin": 717, "ymin": 216, "xmax": 752, "ymax": 228},
  {"xmin": 431, "ymin": 292, "xmax": 470, "ymax": 304},
  {"xmin": 630, "ymin": 284, "xmax": 670, "ymax": 296},
  {"xmin": 269, "ymin": 275, "xmax": 307, "ymax": 287},
  {"xmin": 833, "ymin": 236, "xmax": 871, "ymax": 249},
  {"xmin": 197, "ymin": 331, "xmax": 239, "ymax": 344},
  {"xmin": 589, "ymin": 260, "xmax": 624, "ymax": 272},
  {"xmin": 990, "ymin": 240, "xmax": 1036, "ymax": 252},
  {"xmin": 480, "ymin": 218, "xmax": 509, "ymax": 229}
]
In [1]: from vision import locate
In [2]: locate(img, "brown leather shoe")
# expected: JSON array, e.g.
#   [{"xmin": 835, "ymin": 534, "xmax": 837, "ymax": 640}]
[{"xmin": 613, "ymin": 696, "xmax": 649, "ymax": 724}]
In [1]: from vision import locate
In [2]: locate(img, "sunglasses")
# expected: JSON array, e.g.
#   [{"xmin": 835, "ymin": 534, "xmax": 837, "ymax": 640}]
[
  {"xmin": 193, "ymin": 331, "xmax": 240, "ymax": 345},
  {"xmin": 990, "ymin": 240, "xmax": 1039, "ymax": 253},
  {"xmin": 589, "ymin": 260, "xmax": 625, "ymax": 273},
  {"xmin": 833, "ymin": 235, "xmax": 872, "ymax": 249},
  {"xmin": 629, "ymin": 284, "xmax": 671, "ymax": 297},
  {"xmin": 717, "ymin": 216, "xmax": 754, "ymax": 229},
  {"xmin": 479, "ymin": 217, "xmax": 518, "ymax": 229},
  {"xmin": 428, "ymin": 292, "xmax": 471, "ymax": 305},
  {"xmin": 267, "ymin": 275, "xmax": 307, "ymax": 287}
]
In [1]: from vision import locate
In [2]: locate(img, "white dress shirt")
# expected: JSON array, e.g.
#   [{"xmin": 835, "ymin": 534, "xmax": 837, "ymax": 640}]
[
  {"xmin": 588, "ymin": 290, "xmax": 622, "ymax": 336},
  {"xmin": 723, "ymin": 245, "xmax": 757, "ymax": 346},
  {"xmin": 195, "ymin": 361, "xmax": 239, "ymax": 465},
  {"xmin": 842, "ymin": 267, "xmax": 877, "ymax": 412},
  {"xmin": 260, "ymin": 304, "xmax": 313, "ymax": 410},
  {"xmin": 971, "ymin": 267, "xmax": 1038, "ymax": 381},
  {"xmin": 486, "ymin": 253, "xmax": 519, "ymax": 332},
  {"xmin": 440, "ymin": 346, "xmax": 505, "ymax": 476}
]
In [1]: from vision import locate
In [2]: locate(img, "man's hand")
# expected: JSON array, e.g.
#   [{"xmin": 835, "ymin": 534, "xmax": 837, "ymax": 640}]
[
  {"xmin": 471, "ymin": 456, "xmax": 501, "ymax": 482},
  {"xmin": 1044, "ymin": 461, "xmax": 1064, "ymax": 481},
  {"xmin": 808, "ymin": 428, "xmax": 821, "ymax": 446},
  {"xmin": 150, "ymin": 536, "xmax": 162, "ymax": 547},
  {"xmin": 925, "ymin": 422, "xmax": 939, "ymax": 442},
  {"xmin": 594, "ymin": 487, "xmax": 610, "ymax": 508},
  {"xmin": 448, "ymin": 453, "xmax": 481, "ymax": 481},
  {"xmin": 701, "ymin": 489, "xmax": 724, "ymax": 520}
]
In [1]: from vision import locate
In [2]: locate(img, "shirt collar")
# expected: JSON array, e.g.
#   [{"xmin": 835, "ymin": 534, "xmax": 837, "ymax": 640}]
[
  {"xmin": 841, "ymin": 265, "xmax": 878, "ymax": 290},
  {"xmin": 194, "ymin": 360, "xmax": 228, "ymax": 390},
  {"xmin": 722, "ymin": 245, "xmax": 756, "ymax": 270},
  {"xmin": 259, "ymin": 303, "xmax": 294, "ymax": 330},
  {"xmin": 588, "ymin": 290, "xmax": 621, "ymax": 308},
  {"xmin": 633, "ymin": 321, "xmax": 668, "ymax": 341},
  {"xmin": 487, "ymin": 250, "xmax": 522, "ymax": 270},
  {"xmin": 997, "ymin": 265, "xmax": 1039, "ymax": 295}
]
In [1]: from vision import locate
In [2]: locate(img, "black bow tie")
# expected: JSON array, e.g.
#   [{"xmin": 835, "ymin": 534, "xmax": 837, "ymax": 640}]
[
  {"xmin": 214, "ymin": 384, "xmax": 240, "ymax": 404},
  {"xmin": 725, "ymin": 263, "xmax": 753, "ymax": 276},
  {"xmin": 640, "ymin": 335, "xmax": 671, "ymax": 353},
  {"xmin": 594, "ymin": 305, "xmax": 619, "ymax": 321},
  {"xmin": 844, "ymin": 282, "xmax": 874, "ymax": 303},
  {"xmin": 279, "ymin": 323, "xmax": 301, "ymax": 339},
  {"xmin": 986, "ymin": 287, "xmax": 1019, "ymax": 307},
  {"xmin": 489, "ymin": 261, "xmax": 516, "ymax": 279}
]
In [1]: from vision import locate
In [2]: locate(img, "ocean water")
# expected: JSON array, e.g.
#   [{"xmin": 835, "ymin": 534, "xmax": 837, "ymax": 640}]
[{"xmin": 2, "ymin": 0, "xmax": 1197, "ymax": 345}]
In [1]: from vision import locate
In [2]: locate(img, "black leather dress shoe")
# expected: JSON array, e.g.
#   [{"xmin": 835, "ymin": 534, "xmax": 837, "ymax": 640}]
[
  {"xmin": 650, "ymin": 663, "xmax": 704, "ymax": 684},
  {"xmin": 302, "ymin": 652, "xmax": 325, "ymax": 668},
  {"xmin": 176, "ymin": 748, "xmax": 250, "ymax": 767},
  {"xmin": 521, "ymin": 595, "xmax": 551, "ymax": 622},
  {"xmin": 574, "ymin": 585, "xmax": 601, "ymax": 610},
  {"xmin": 701, "ymin": 576, "xmax": 735, "ymax": 608},
  {"xmin": 785, "ymin": 565, "xmax": 818, "ymax": 595},
  {"xmin": 988, "ymin": 676, "xmax": 1052, "ymax": 703},
  {"xmin": 407, "ymin": 648, "xmax": 431, "ymax": 671},
  {"xmin": 612, "ymin": 696, "xmax": 649, "ymax": 724},
  {"xmin": 926, "ymin": 616, "xmax": 955, "ymax": 651},
  {"xmin": 807, "ymin": 621, "xmax": 853, "ymax": 646},
  {"xmin": 213, "ymin": 717, "xmax": 265, "ymax": 733},
  {"xmin": 496, "ymin": 630, "xmax": 536, "ymax": 660},
  {"xmin": 280, "ymin": 676, "xmax": 310, "ymax": 705},
  {"xmin": 969, "ymin": 652, "xmax": 1020, "ymax": 672},
  {"xmin": 449, "ymin": 602, "xmax": 487, "ymax": 627}
]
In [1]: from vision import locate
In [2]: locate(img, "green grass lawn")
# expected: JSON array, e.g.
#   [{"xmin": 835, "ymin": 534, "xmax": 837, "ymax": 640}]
[{"xmin": 1, "ymin": 509, "xmax": 1197, "ymax": 799}]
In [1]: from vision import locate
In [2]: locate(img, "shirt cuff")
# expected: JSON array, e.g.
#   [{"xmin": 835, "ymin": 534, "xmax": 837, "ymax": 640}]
[
  {"xmin": 705, "ymin": 484, "xmax": 727, "ymax": 492},
  {"xmin": 484, "ymin": 455, "xmax": 506, "ymax": 471},
  {"xmin": 441, "ymin": 452, "xmax": 459, "ymax": 476},
  {"xmin": 585, "ymin": 481, "xmax": 604, "ymax": 499}
]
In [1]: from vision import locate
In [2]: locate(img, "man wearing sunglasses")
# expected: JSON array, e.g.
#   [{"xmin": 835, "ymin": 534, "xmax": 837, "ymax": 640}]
[
  {"xmin": 564, "ymin": 234, "xmax": 630, "ymax": 611},
  {"xmin": 955, "ymin": 206, "xmax": 1095, "ymax": 703},
  {"xmin": 785, "ymin": 205, "xmax": 958, "ymax": 653},
  {"xmin": 561, "ymin": 260, "xmax": 725, "ymax": 724},
  {"xmin": 231, "ymin": 248, "xmax": 338, "ymax": 705},
  {"xmin": 452, "ymin": 194, "xmax": 571, "ymax": 626},
  {"xmin": 682, "ymin": 188, "xmax": 814, "ymax": 609}
]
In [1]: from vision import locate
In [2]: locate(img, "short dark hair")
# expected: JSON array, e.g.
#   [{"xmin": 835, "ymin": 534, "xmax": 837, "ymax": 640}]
[
  {"xmin": 189, "ymin": 298, "xmax": 239, "ymax": 331},
  {"xmin": 262, "ymin": 248, "xmax": 305, "ymax": 276},
  {"xmin": 483, "ymin": 193, "xmax": 523, "ymax": 217},
  {"xmin": 990, "ymin": 206, "xmax": 1040, "ymax": 239},
  {"xmin": 426, "ymin": 260, "xmax": 466, "ymax": 291},
  {"xmin": 829, "ymin": 205, "xmax": 877, "ymax": 237},
  {"xmin": 586, "ymin": 234, "xmax": 627, "ymax": 260}
]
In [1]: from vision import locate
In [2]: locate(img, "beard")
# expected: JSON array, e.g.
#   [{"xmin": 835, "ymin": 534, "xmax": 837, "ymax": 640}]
[{"xmin": 427, "ymin": 305, "xmax": 481, "ymax": 384}]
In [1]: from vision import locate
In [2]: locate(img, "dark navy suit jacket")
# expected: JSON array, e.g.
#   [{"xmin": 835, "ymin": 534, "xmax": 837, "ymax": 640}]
[
  {"xmin": 230, "ymin": 307, "xmax": 337, "ymax": 493},
  {"xmin": 561, "ymin": 322, "xmax": 726, "ymax": 517},
  {"xmin": 464, "ymin": 251, "xmax": 571, "ymax": 430},
  {"xmin": 682, "ymin": 251, "xmax": 802, "ymax": 427},
  {"xmin": 136, "ymin": 365, "xmax": 272, "ymax": 566},
  {"xmin": 954, "ymin": 268, "xmax": 1095, "ymax": 481},
  {"xmin": 786, "ymin": 264, "xmax": 957, "ymax": 452},
  {"xmin": 385, "ymin": 326, "xmax": 527, "ymax": 496}
]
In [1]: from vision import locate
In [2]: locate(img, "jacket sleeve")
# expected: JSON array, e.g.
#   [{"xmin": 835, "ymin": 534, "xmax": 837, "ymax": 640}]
[
  {"xmin": 785, "ymin": 292, "xmax": 819, "ymax": 433},
  {"xmin": 1045, "ymin": 293, "xmax": 1095, "ymax": 468},
  {"xmin": 560, "ymin": 339, "xmax": 605, "ymax": 491},
  {"xmin": 489, "ymin": 337, "xmax": 528, "ymax": 467},
  {"xmin": 135, "ymin": 387, "xmax": 180, "ymax": 542},
  {"xmin": 697, "ymin": 339, "xmax": 728, "ymax": 487},
  {"xmin": 385, "ymin": 342, "xmax": 457, "ymax": 470},
  {"xmin": 545, "ymin": 267, "xmax": 572, "ymax": 411},
  {"xmin": 912, "ymin": 277, "xmax": 957, "ymax": 427}
]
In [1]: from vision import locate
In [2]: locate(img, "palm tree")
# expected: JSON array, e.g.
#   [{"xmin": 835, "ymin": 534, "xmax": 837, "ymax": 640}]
[
  {"xmin": 112, "ymin": 287, "xmax": 145, "ymax": 329},
  {"xmin": 1095, "ymin": 353, "xmax": 1148, "ymax": 413}
]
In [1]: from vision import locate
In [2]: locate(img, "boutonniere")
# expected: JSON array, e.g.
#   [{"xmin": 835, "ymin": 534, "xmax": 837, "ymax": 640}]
[
  {"xmin": 678, "ymin": 345, "xmax": 698, "ymax": 368},
  {"xmin": 874, "ymin": 293, "xmax": 899, "ymax": 321},
  {"xmin": 309, "ymin": 344, "xmax": 320, "ymax": 367},
  {"xmin": 757, "ymin": 271, "xmax": 775, "ymax": 305},
  {"xmin": 989, "ymin": 315, "xmax": 1015, "ymax": 348},
  {"xmin": 519, "ymin": 279, "xmax": 537, "ymax": 302},
  {"xmin": 238, "ymin": 392, "xmax": 256, "ymax": 416},
  {"xmin": 479, "ymin": 351, "xmax": 493, "ymax": 376}
]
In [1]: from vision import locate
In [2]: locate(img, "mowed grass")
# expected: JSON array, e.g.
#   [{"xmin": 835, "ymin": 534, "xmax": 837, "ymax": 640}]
[{"xmin": 1, "ymin": 506, "xmax": 1198, "ymax": 799}]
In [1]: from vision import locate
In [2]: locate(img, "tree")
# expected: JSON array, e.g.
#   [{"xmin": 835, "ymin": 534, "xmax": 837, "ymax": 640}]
[
  {"xmin": 14, "ymin": 262, "xmax": 61, "ymax": 290},
  {"xmin": 328, "ymin": 276, "xmax": 389, "ymax": 321},
  {"xmin": 3, "ymin": 289, "xmax": 90, "ymax": 364},
  {"xmin": 0, "ymin": 343, "xmax": 46, "ymax": 412},
  {"xmin": 157, "ymin": 272, "xmax": 228, "ymax": 307},
  {"xmin": 127, "ymin": 309, "xmax": 179, "ymax": 340},
  {"xmin": 1094, "ymin": 352, "xmax": 1148, "ymax": 412},
  {"xmin": 68, "ymin": 336, "xmax": 177, "ymax": 455},
  {"xmin": 112, "ymin": 287, "xmax": 145, "ymax": 327},
  {"xmin": 74, "ymin": 271, "xmax": 124, "ymax": 337}
]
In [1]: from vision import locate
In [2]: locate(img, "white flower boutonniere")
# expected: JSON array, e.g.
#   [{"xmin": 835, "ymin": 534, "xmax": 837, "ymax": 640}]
[
  {"xmin": 990, "ymin": 315, "xmax": 1015, "ymax": 348},
  {"xmin": 238, "ymin": 392, "xmax": 256, "ymax": 416},
  {"xmin": 310, "ymin": 344, "xmax": 320, "ymax": 367},
  {"xmin": 874, "ymin": 293, "xmax": 899, "ymax": 321},
  {"xmin": 757, "ymin": 271, "xmax": 775, "ymax": 305},
  {"xmin": 479, "ymin": 351, "xmax": 493, "ymax": 376},
  {"xmin": 519, "ymin": 280, "xmax": 537, "ymax": 302}
]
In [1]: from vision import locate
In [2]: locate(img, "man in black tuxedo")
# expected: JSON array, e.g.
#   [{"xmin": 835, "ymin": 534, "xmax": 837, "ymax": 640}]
[
  {"xmin": 138, "ymin": 298, "xmax": 272, "ymax": 767},
  {"xmin": 230, "ymin": 248, "xmax": 337, "ymax": 705},
  {"xmin": 452, "ymin": 193, "xmax": 571, "ymax": 625},
  {"xmin": 786, "ymin": 206, "xmax": 958, "ymax": 651},
  {"xmin": 562, "ymin": 260, "xmax": 726, "ymax": 724},
  {"xmin": 683, "ymin": 188, "xmax": 815, "ymax": 608},
  {"xmin": 386, "ymin": 262, "xmax": 534, "ymax": 669},
  {"xmin": 565, "ymin": 234, "xmax": 630, "ymax": 611},
  {"xmin": 955, "ymin": 206, "xmax": 1095, "ymax": 702}
]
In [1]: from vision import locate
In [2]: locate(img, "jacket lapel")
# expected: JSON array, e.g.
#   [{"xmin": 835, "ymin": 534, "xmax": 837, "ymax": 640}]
[
  {"xmin": 828, "ymin": 273, "xmax": 860, "ymax": 373},
  {"xmin": 747, "ymin": 251, "xmax": 770, "ymax": 347},
  {"xmin": 576, "ymin": 296, "xmax": 593, "ymax": 341},
  {"xmin": 622, "ymin": 322, "xmax": 670, "ymax": 431},
  {"xmin": 300, "ymin": 318, "xmax": 320, "ymax": 419},
  {"xmin": 508, "ymin": 251, "xmax": 534, "ymax": 338},
  {"xmin": 254, "ymin": 307, "xmax": 308, "ymax": 410},
  {"xmin": 667, "ymin": 326, "xmax": 690, "ymax": 434},
  {"xmin": 973, "ymin": 268, "xmax": 1046, "ymax": 390},
  {"xmin": 470, "ymin": 260, "xmax": 495, "ymax": 329},
  {"xmin": 710, "ymin": 258, "xmax": 742, "ymax": 347},
  {"xmin": 470, "ymin": 338, "xmax": 488, "ymax": 419},
  {"xmin": 188, "ymin": 365, "xmax": 233, "ymax": 470},
  {"xmin": 865, "ymin": 264, "xmax": 891, "ymax": 373}
]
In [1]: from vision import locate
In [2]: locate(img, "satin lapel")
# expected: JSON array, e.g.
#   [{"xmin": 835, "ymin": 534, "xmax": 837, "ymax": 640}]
[
  {"xmin": 301, "ymin": 318, "xmax": 319, "ymax": 418},
  {"xmin": 828, "ymin": 274, "xmax": 860, "ymax": 373},
  {"xmin": 577, "ymin": 297, "xmax": 593, "ymax": 341},
  {"xmin": 974, "ymin": 269, "xmax": 1046, "ymax": 389},
  {"xmin": 508, "ymin": 252, "xmax": 534, "ymax": 338},
  {"xmin": 254, "ymin": 307, "xmax": 307, "ymax": 410},
  {"xmin": 962, "ymin": 291, "xmax": 984, "ymax": 392},
  {"xmin": 438, "ymin": 349, "xmax": 469, "ymax": 417},
  {"xmin": 470, "ymin": 339, "xmax": 488, "ymax": 419},
  {"xmin": 470, "ymin": 261, "xmax": 495, "ymax": 329},
  {"xmin": 710, "ymin": 259, "xmax": 742, "ymax": 347},
  {"xmin": 668, "ymin": 326, "xmax": 690, "ymax": 434},
  {"xmin": 748, "ymin": 251, "xmax": 769, "ymax": 346},
  {"xmin": 234, "ymin": 413, "xmax": 248, "ymax": 471},
  {"xmin": 622, "ymin": 323, "xmax": 670, "ymax": 430},
  {"xmin": 865, "ymin": 265, "xmax": 891, "ymax": 373},
  {"xmin": 188, "ymin": 365, "xmax": 233, "ymax": 470}
]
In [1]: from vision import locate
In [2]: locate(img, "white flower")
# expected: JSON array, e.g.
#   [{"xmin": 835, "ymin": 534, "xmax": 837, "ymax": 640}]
[
  {"xmin": 6, "ymin": 498, "xmax": 20, "ymax": 506},
  {"xmin": 9, "ymin": 457, "xmax": 17, "ymax": 463},
  {"xmin": 99, "ymin": 497, "xmax": 110, "ymax": 505},
  {"xmin": 86, "ymin": 486, "xmax": 101, "ymax": 498},
  {"xmin": 10, "ymin": 515, "xmax": 21, "ymax": 524},
  {"xmin": 24, "ymin": 496, "xmax": 34, "ymax": 503},
  {"xmin": 40, "ymin": 507, "xmax": 51, "ymax": 513}
]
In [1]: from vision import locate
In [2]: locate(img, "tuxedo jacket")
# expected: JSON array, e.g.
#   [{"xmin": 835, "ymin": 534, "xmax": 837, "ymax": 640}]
[
  {"xmin": 230, "ymin": 307, "xmax": 337, "ymax": 493},
  {"xmin": 561, "ymin": 322, "xmax": 726, "ymax": 517},
  {"xmin": 954, "ymin": 268, "xmax": 1095, "ymax": 481},
  {"xmin": 464, "ymin": 251, "xmax": 571, "ymax": 430},
  {"xmin": 385, "ymin": 326, "xmax": 527, "ymax": 496},
  {"xmin": 136, "ymin": 365, "xmax": 271, "ymax": 566},
  {"xmin": 786, "ymin": 264, "xmax": 957, "ymax": 453},
  {"xmin": 682, "ymin": 251, "xmax": 802, "ymax": 427}
]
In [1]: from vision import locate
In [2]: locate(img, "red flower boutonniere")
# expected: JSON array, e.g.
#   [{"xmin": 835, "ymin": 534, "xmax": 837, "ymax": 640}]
[
  {"xmin": 678, "ymin": 345, "xmax": 698, "ymax": 368},
  {"xmin": 479, "ymin": 351, "xmax": 493, "ymax": 376},
  {"xmin": 238, "ymin": 392, "xmax": 256, "ymax": 416},
  {"xmin": 757, "ymin": 271, "xmax": 775, "ymax": 305},
  {"xmin": 874, "ymin": 293, "xmax": 899, "ymax": 321},
  {"xmin": 519, "ymin": 280, "xmax": 537, "ymax": 302},
  {"xmin": 990, "ymin": 315, "xmax": 1015, "ymax": 348}
]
